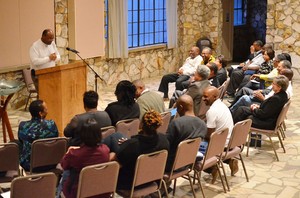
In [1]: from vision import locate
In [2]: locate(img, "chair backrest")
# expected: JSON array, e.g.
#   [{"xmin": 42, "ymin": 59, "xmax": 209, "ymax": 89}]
[
  {"xmin": 10, "ymin": 172, "xmax": 57, "ymax": 198},
  {"xmin": 77, "ymin": 161, "xmax": 120, "ymax": 198},
  {"xmin": 22, "ymin": 68, "xmax": 36, "ymax": 92},
  {"xmin": 198, "ymin": 99, "xmax": 210, "ymax": 121},
  {"xmin": 156, "ymin": 111, "xmax": 171, "ymax": 134},
  {"xmin": 115, "ymin": 118, "xmax": 140, "ymax": 138},
  {"xmin": 171, "ymin": 138, "xmax": 201, "ymax": 173},
  {"xmin": 0, "ymin": 143, "xmax": 19, "ymax": 173},
  {"xmin": 101, "ymin": 126, "xmax": 116, "ymax": 139},
  {"xmin": 218, "ymin": 78, "xmax": 230, "ymax": 101},
  {"xmin": 227, "ymin": 119, "xmax": 252, "ymax": 150},
  {"xmin": 133, "ymin": 150, "xmax": 168, "ymax": 188},
  {"xmin": 275, "ymin": 100, "xmax": 291, "ymax": 127},
  {"xmin": 204, "ymin": 128, "xmax": 228, "ymax": 160},
  {"xmin": 30, "ymin": 137, "xmax": 68, "ymax": 173}
]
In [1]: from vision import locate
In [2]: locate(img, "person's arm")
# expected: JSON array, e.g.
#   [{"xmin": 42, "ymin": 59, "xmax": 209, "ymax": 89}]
[
  {"xmin": 259, "ymin": 68, "xmax": 278, "ymax": 81},
  {"xmin": 252, "ymin": 96, "xmax": 282, "ymax": 119},
  {"xmin": 205, "ymin": 127, "xmax": 216, "ymax": 142},
  {"xmin": 52, "ymin": 42, "xmax": 61, "ymax": 62},
  {"xmin": 29, "ymin": 46, "xmax": 51, "ymax": 67},
  {"xmin": 64, "ymin": 116, "xmax": 78, "ymax": 137}
]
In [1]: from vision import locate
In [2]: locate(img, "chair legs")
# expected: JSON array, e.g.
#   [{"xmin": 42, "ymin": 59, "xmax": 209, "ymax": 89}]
[
  {"xmin": 195, "ymin": 170, "xmax": 205, "ymax": 198},
  {"xmin": 161, "ymin": 180, "xmax": 169, "ymax": 198},
  {"xmin": 218, "ymin": 161, "xmax": 229, "ymax": 192},
  {"xmin": 187, "ymin": 174, "xmax": 197, "ymax": 197},
  {"xmin": 239, "ymin": 154, "xmax": 249, "ymax": 182}
]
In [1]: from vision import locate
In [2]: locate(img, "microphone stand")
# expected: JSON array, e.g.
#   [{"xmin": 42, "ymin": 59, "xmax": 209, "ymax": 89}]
[{"xmin": 71, "ymin": 51, "xmax": 105, "ymax": 93}]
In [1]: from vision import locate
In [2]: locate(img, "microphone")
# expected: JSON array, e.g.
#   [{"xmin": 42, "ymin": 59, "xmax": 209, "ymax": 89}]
[{"xmin": 66, "ymin": 47, "xmax": 79, "ymax": 53}]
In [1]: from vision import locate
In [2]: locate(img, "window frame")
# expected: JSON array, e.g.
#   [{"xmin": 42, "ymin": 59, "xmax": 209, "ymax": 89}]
[{"xmin": 233, "ymin": 0, "xmax": 247, "ymax": 26}]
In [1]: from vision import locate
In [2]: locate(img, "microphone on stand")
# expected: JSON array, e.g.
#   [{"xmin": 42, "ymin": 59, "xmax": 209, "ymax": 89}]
[{"xmin": 66, "ymin": 47, "xmax": 79, "ymax": 54}]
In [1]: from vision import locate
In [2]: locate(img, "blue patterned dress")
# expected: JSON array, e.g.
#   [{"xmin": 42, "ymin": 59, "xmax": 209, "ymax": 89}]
[{"xmin": 18, "ymin": 117, "xmax": 59, "ymax": 171}]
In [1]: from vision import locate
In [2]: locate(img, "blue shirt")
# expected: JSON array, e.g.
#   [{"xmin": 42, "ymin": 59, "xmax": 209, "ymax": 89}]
[{"xmin": 18, "ymin": 117, "xmax": 58, "ymax": 171}]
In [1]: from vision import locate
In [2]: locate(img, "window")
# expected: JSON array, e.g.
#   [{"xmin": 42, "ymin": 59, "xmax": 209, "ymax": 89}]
[
  {"xmin": 128, "ymin": 0, "xmax": 167, "ymax": 48},
  {"xmin": 234, "ymin": 0, "xmax": 247, "ymax": 26},
  {"xmin": 104, "ymin": 0, "xmax": 108, "ymax": 38}
]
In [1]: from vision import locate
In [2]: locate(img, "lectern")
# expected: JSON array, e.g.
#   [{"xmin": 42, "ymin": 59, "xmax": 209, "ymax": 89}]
[{"xmin": 36, "ymin": 61, "xmax": 87, "ymax": 135}]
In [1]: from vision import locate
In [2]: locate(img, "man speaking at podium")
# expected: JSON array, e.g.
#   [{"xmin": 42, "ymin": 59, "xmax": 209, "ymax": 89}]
[{"xmin": 29, "ymin": 29, "xmax": 60, "ymax": 93}]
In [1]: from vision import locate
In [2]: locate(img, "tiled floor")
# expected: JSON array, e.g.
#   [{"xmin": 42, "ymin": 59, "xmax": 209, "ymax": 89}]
[{"xmin": 1, "ymin": 76, "xmax": 300, "ymax": 197}]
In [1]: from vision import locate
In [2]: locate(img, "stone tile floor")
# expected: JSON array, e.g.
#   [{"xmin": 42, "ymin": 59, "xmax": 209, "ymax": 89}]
[{"xmin": 1, "ymin": 76, "xmax": 300, "ymax": 197}]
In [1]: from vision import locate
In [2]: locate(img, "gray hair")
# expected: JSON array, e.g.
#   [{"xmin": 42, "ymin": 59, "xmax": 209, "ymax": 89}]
[
  {"xmin": 281, "ymin": 60, "xmax": 292, "ymax": 69},
  {"xmin": 273, "ymin": 75, "xmax": 289, "ymax": 91},
  {"xmin": 196, "ymin": 65, "xmax": 210, "ymax": 80}
]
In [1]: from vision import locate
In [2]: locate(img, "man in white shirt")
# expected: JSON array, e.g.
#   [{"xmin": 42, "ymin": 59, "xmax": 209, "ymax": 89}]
[
  {"xmin": 158, "ymin": 46, "xmax": 203, "ymax": 100},
  {"xmin": 29, "ymin": 29, "xmax": 60, "ymax": 93},
  {"xmin": 202, "ymin": 86, "xmax": 237, "ymax": 182}
]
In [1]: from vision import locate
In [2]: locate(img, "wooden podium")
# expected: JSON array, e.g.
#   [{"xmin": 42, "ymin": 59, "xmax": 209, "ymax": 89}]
[{"xmin": 36, "ymin": 61, "xmax": 87, "ymax": 135}]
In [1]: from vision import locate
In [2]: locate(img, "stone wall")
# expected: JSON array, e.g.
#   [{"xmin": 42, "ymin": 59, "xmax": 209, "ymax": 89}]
[
  {"xmin": 53, "ymin": 0, "xmax": 222, "ymax": 90},
  {"xmin": 267, "ymin": 0, "xmax": 300, "ymax": 79}
]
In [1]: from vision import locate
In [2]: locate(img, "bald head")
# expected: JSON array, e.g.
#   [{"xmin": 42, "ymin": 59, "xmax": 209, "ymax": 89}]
[
  {"xmin": 176, "ymin": 95, "xmax": 194, "ymax": 116},
  {"xmin": 202, "ymin": 86, "xmax": 219, "ymax": 106}
]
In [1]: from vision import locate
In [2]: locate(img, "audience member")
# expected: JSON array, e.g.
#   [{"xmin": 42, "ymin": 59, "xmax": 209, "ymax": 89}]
[
  {"xmin": 232, "ymin": 75, "xmax": 289, "ymax": 130},
  {"xmin": 169, "ymin": 65, "xmax": 211, "ymax": 116},
  {"xmin": 226, "ymin": 40, "xmax": 265, "ymax": 97},
  {"xmin": 18, "ymin": 100, "xmax": 58, "ymax": 171},
  {"xmin": 132, "ymin": 79, "xmax": 165, "ymax": 119},
  {"xmin": 215, "ymin": 55, "xmax": 228, "ymax": 85},
  {"xmin": 202, "ymin": 86, "xmax": 236, "ymax": 181},
  {"xmin": 64, "ymin": 91, "xmax": 111, "ymax": 146},
  {"xmin": 158, "ymin": 46, "xmax": 202, "ymax": 100},
  {"xmin": 207, "ymin": 62, "xmax": 220, "ymax": 87},
  {"xmin": 201, "ymin": 47, "xmax": 215, "ymax": 65},
  {"xmin": 105, "ymin": 80, "xmax": 140, "ymax": 125},
  {"xmin": 60, "ymin": 118, "xmax": 111, "ymax": 198},
  {"xmin": 115, "ymin": 110, "xmax": 169, "ymax": 190},
  {"xmin": 166, "ymin": 95, "xmax": 207, "ymax": 172}
]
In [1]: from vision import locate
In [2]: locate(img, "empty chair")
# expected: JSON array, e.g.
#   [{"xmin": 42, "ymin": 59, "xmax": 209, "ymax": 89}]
[
  {"xmin": 156, "ymin": 111, "xmax": 171, "ymax": 134},
  {"xmin": 115, "ymin": 118, "xmax": 140, "ymax": 138},
  {"xmin": 77, "ymin": 161, "xmax": 120, "ymax": 198},
  {"xmin": 30, "ymin": 137, "xmax": 68, "ymax": 174},
  {"xmin": 22, "ymin": 68, "xmax": 38, "ymax": 110},
  {"xmin": 163, "ymin": 138, "xmax": 201, "ymax": 198},
  {"xmin": 194, "ymin": 128, "xmax": 229, "ymax": 197},
  {"xmin": 222, "ymin": 119, "xmax": 252, "ymax": 190},
  {"xmin": 246, "ymin": 100, "xmax": 291, "ymax": 161},
  {"xmin": 0, "ymin": 143, "xmax": 20, "ymax": 185},
  {"xmin": 101, "ymin": 126, "xmax": 116, "ymax": 139},
  {"xmin": 117, "ymin": 150, "xmax": 168, "ymax": 198},
  {"xmin": 10, "ymin": 172, "xmax": 56, "ymax": 198}
]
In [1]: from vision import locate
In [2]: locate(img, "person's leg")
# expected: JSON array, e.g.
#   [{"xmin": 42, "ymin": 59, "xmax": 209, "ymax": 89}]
[
  {"xmin": 158, "ymin": 73, "xmax": 179, "ymax": 98},
  {"xmin": 56, "ymin": 170, "xmax": 70, "ymax": 198},
  {"xmin": 169, "ymin": 90, "xmax": 184, "ymax": 108},
  {"xmin": 232, "ymin": 106, "xmax": 252, "ymax": 124},
  {"xmin": 226, "ymin": 69, "xmax": 244, "ymax": 96},
  {"xmin": 175, "ymin": 75, "xmax": 190, "ymax": 91},
  {"xmin": 181, "ymin": 79, "xmax": 191, "ymax": 90},
  {"xmin": 230, "ymin": 95, "xmax": 252, "ymax": 114}
]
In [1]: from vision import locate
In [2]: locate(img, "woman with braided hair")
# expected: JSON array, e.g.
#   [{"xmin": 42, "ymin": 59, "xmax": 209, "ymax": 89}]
[
  {"xmin": 105, "ymin": 80, "xmax": 140, "ymax": 125},
  {"xmin": 114, "ymin": 110, "xmax": 169, "ymax": 190}
]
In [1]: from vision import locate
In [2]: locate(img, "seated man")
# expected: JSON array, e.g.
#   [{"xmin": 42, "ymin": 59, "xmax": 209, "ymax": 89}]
[
  {"xmin": 18, "ymin": 100, "xmax": 58, "ymax": 172},
  {"xmin": 169, "ymin": 65, "xmax": 211, "ymax": 116},
  {"xmin": 226, "ymin": 40, "xmax": 265, "ymax": 97},
  {"xmin": 232, "ymin": 75, "xmax": 289, "ymax": 130},
  {"xmin": 215, "ymin": 55, "xmax": 228, "ymax": 85},
  {"xmin": 64, "ymin": 91, "xmax": 111, "ymax": 146},
  {"xmin": 202, "ymin": 86, "xmax": 235, "ymax": 182},
  {"xmin": 132, "ymin": 79, "xmax": 165, "ymax": 119},
  {"xmin": 158, "ymin": 46, "xmax": 202, "ymax": 100},
  {"xmin": 166, "ymin": 95, "xmax": 207, "ymax": 172},
  {"xmin": 207, "ymin": 62, "xmax": 220, "ymax": 87}
]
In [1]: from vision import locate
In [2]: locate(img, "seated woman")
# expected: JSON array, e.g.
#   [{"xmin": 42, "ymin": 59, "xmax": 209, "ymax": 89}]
[
  {"xmin": 18, "ymin": 100, "xmax": 58, "ymax": 172},
  {"xmin": 114, "ymin": 110, "xmax": 169, "ymax": 190},
  {"xmin": 60, "ymin": 118, "xmax": 111, "ymax": 198},
  {"xmin": 232, "ymin": 75, "xmax": 289, "ymax": 130},
  {"xmin": 215, "ymin": 54, "xmax": 228, "ymax": 85},
  {"xmin": 105, "ymin": 80, "xmax": 140, "ymax": 126}
]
